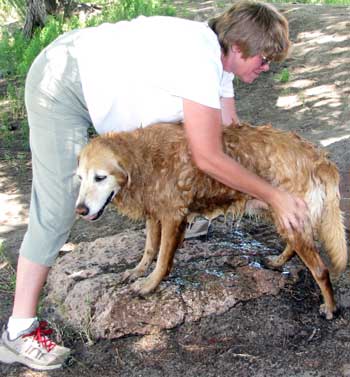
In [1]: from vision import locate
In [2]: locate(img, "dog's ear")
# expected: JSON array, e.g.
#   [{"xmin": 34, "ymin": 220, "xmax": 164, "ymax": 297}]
[{"xmin": 114, "ymin": 161, "xmax": 131, "ymax": 188}]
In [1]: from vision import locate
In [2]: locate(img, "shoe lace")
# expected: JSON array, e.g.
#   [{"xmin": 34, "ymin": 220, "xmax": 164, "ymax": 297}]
[{"xmin": 23, "ymin": 321, "xmax": 57, "ymax": 352}]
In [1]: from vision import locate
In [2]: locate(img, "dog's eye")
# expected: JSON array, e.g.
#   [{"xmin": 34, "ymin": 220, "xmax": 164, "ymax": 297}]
[{"xmin": 95, "ymin": 175, "xmax": 107, "ymax": 182}]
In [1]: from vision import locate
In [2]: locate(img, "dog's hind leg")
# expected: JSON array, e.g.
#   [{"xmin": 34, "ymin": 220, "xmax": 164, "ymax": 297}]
[
  {"xmin": 131, "ymin": 217, "xmax": 187, "ymax": 295},
  {"xmin": 122, "ymin": 218, "xmax": 161, "ymax": 282},
  {"xmin": 264, "ymin": 243, "xmax": 295, "ymax": 269},
  {"xmin": 291, "ymin": 234, "xmax": 336, "ymax": 320}
]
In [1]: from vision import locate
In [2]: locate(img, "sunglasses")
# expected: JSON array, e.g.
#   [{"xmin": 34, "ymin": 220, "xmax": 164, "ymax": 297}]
[{"xmin": 261, "ymin": 55, "xmax": 271, "ymax": 66}]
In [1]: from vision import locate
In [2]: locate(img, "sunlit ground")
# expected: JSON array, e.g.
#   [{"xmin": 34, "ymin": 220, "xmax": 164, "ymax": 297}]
[{"xmin": 274, "ymin": 12, "xmax": 349, "ymax": 147}]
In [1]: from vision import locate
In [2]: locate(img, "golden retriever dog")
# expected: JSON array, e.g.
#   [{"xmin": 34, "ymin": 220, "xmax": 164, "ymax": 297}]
[{"xmin": 75, "ymin": 122, "xmax": 347, "ymax": 320}]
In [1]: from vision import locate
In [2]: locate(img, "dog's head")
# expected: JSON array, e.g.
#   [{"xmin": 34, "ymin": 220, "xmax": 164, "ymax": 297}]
[{"xmin": 75, "ymin": 138, "xmax": 130, "ymax": 221}]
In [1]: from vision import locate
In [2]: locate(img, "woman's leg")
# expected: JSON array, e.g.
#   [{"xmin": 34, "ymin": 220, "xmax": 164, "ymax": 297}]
[
  {"xmin": 12, "ymin": 256, "xmax": 49, "ymax": 318},
  {"xmin": 0, "ymin": 31, "xmax": 91, "ymax": 370}
]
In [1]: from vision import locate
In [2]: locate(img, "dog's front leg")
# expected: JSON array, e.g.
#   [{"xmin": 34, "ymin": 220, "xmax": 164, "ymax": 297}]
[
  {"xmin": 131, "ymin": 217, "xmax": 187, "ymax": 295},
  {"xmin": 122, "ymin": 218, "xmax": 161, "ymax": 282}
]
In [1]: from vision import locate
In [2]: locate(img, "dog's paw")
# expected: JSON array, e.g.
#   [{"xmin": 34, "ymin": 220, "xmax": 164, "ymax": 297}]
[
  {"xmin": 262, "ymin": 256, "xmax": 283, "ymax": 271},
  {"xmin": 122, "ymin": 268, "xmax": 145, "ymax": 283},
  {"xmin": 319, "ymin": 303, "xmax": 335, "ymax": 320},
  {"xmin": 130, "ymin": 276, "xmax": 159, "ymax": 296}
]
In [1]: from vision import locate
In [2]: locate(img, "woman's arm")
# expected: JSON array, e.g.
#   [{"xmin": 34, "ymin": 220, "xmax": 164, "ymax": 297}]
[
  {"xmin": 220, "ymin": 97, "xmax": 239, "ymax": 126},
  {"xmin": 182, "ymin": 98, "xmax": 308, "ymax": 234}
]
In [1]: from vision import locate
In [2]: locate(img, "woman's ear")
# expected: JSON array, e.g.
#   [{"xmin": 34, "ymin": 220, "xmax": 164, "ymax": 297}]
[{"xmin": 231, "ymin": 44, "xmax": 241, "ymax": 53}]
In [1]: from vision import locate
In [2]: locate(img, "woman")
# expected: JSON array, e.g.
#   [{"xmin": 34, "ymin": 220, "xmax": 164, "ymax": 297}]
[{"xmin": 0, "ymin": 1, "xmax": 308, "ymax": 370}]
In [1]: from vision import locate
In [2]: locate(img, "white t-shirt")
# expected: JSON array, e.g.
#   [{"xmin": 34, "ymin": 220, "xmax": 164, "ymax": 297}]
[{"xmin": 75, "ymin": 16, "xmax": 234, "ymax": 134}]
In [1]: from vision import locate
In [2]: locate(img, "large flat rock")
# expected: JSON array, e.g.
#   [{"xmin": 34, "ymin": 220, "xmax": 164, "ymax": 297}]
[{"xmin": 45, "ymin": 222, "xmax": 301, "ymax": 339}]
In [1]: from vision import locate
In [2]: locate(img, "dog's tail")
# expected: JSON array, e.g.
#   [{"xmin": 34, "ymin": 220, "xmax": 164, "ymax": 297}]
[{"xmin": 317, "ymin": 161, "xmax": 347, "ymax": 274}]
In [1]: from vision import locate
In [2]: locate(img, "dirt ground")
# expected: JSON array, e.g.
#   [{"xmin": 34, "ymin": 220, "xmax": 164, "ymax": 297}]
[{"xmin": 1, "ymin": 2, "xmax": 350, "ymax": 376}]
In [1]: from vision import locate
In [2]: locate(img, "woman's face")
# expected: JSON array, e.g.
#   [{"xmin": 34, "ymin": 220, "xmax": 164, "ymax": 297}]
[{"xmin": 221, "ymin": 45, "xmax": 270, "ymax": 83}]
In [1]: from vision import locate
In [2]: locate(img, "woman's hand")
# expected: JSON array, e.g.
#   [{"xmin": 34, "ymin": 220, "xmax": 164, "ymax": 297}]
[{"xmin": 268, "ymin": 188, "xmax": 310, "ymax": 235}]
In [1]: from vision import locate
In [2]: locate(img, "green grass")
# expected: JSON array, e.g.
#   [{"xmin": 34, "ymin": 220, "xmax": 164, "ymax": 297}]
[{"xmin": 275, "ymin": 68, "xmax": 291, "ymax": 83}]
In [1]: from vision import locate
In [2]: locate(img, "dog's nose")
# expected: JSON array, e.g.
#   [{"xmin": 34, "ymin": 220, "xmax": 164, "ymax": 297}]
[{"xmin": 76, "ymin": 203, "xmax": 89, "ymax": 216}]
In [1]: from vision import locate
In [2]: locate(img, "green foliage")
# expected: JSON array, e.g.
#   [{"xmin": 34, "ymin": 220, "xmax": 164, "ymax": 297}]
[
  {"xmin": 276, "ymin": 68, "xmax": 291, "ymax": 83},
  {"xmin": 0, "ymin": 30, "xmax": 26, "ymax": 76},
  {"xmin": 87, "ymin": 0, "xmax": 175, "ymax": 27}
]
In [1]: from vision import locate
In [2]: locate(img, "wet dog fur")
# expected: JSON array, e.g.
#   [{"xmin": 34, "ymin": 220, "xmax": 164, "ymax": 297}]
[{"xmin": 76, "ymin": 122, "xmax": 347, "ymax": 319}]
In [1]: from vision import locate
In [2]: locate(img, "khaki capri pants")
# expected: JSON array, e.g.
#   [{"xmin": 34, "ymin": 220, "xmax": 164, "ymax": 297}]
[{"xmin": 21, "ymin": 30, "xmax": 92, "ymax": 266}]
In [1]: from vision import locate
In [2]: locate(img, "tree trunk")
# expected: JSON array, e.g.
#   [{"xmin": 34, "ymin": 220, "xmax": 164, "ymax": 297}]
[
  {"xmin": 45, "ymin": 0, "xmax": 58, "ymax": 14},
  {"xmin": 23, "ymin": 0, "xmax": 48, "ymax": 38}
]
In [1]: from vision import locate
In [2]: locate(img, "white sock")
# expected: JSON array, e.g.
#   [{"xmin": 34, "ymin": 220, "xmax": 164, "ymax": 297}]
[{"xmin": 7, "ymin": 316, "xmax": 37, "ymax": 340}]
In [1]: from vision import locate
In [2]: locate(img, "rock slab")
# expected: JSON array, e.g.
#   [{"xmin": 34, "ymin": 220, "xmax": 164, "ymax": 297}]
[{"xmin": 45, "ymin": 225, "xmax": 298, "ymax": 339}]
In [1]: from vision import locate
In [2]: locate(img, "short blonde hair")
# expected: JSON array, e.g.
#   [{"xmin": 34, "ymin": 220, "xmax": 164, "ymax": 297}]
[{"xmin": 208, "ymin": 0, "xmax": 290, "ymax": 62}]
